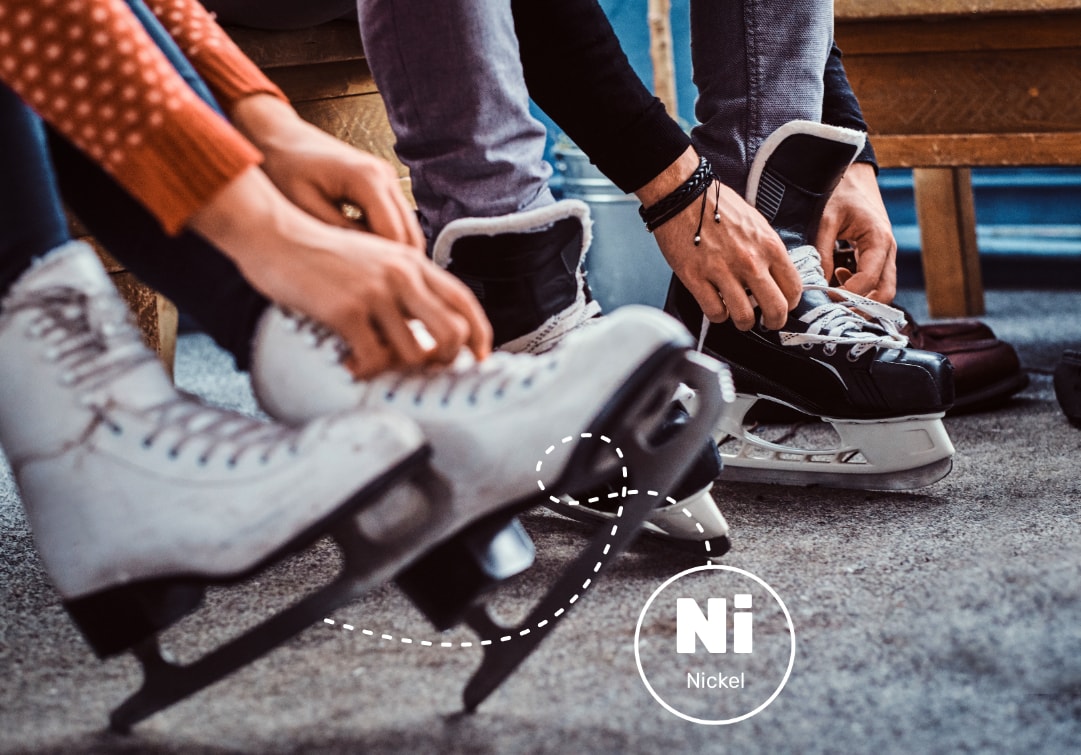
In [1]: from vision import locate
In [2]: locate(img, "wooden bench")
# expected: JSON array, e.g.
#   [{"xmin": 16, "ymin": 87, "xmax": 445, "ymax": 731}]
[{"xmin": 836, "ymin": 0, "xmax": 1081, "ymax": 317}]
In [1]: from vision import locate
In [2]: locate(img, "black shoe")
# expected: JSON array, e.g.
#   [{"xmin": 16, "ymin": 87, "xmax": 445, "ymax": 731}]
[{"xmin": 1054, "ymin": 350, "xmax": 1081, "ymax": 428}]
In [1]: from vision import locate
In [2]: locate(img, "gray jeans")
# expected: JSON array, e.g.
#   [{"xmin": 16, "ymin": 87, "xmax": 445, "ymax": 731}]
[
  {"xmin": 205, "ymin": 0, "xmax": 830, "ymax": 235},
  {"xmin": 690, "ymin": 0, "xmax": 831, "ymax": 194}
]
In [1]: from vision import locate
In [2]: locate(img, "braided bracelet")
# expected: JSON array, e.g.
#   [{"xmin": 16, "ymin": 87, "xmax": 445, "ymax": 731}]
[{"xmin": 638, "ymin": 156, "xmax": 722, "ymax": 245}]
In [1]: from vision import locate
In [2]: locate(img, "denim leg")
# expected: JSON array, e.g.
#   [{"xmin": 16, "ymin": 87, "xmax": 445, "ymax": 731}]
[
  {"xmin": 0, "ymin": 84, "xmax": 71, "ymax": 296},
  {"xmin": 689, "ymin": 0, "xmax": 832, "ymax": 194},
  {"xmin": 355, "ymin": 0, "xmax": 554, "ymax": 240}
]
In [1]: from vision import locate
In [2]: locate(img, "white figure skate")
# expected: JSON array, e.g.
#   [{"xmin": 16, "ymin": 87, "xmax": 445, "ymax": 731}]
[
  {"xmin": 0, "ymin": 242, "xmax": 460, "ymax": 732},
  {"xmin": 251, "ymin": 302, "xmax": 727, "ymax": 709}
]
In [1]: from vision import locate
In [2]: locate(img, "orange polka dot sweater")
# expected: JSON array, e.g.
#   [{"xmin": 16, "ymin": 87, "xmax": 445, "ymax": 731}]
[{"xmin": 0, "ymin": 0, "xmax": 288, "ymax": 234}]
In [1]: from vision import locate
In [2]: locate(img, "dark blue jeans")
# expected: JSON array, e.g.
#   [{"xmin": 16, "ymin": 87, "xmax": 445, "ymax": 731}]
[{"xmin": 0, "ymin": 0, "xmax": 268, "ymax": 369}]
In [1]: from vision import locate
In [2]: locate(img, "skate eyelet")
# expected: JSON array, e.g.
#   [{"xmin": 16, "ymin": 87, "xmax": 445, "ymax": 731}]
[
  {"xmin": 384, "ymin": 391, "xmax": 396, "ymax": 401},
  {"xmin": 227, "ymin": 457, "xmax": 238, "ymax": 468},
  {"xmin": 167, "ymin": 448, "xmax": 180, "ymax": 460},
  {"xmin": 259, "ymin": 455, "xmax": 270, "ymax": 465},
  {"xmin": 846, "ymin": 350, "xmax": 860, "ymax": 363},
  {"xmin": 141, "ymin": 437, "xmax": 153, "ymax": 448},
  {"xmin": 110, "ymin": 424, "xmax": 123, "ymax": 436},
  {"xmin": 801, "ymin": 343, "xmax": 814, "ymax": 351},
  {"xmin": 197, "ymin": 455, "xmax": 209, "ymax": 466}
]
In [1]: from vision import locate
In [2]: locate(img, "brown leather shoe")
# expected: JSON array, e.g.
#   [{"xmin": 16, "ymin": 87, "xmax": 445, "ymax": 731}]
[{"xmin": 898, "ymin": 308, "xmax": 1028, "ymax": 413}]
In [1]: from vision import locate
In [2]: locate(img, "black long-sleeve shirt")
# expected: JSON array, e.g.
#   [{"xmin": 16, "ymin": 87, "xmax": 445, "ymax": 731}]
[{"xmin": 512, "ymin": 0, "xmax": 876, "ymax": 193}]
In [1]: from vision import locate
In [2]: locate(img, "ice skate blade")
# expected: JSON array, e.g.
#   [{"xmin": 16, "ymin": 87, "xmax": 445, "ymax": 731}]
[
  {"xmin": 720, "ymin": 456, "xmax": 954, "ymax": 491},
  {"xmin": 546, "ymin": 484, "xmax": 731, "ymax": 559},
  {"xmin": 717, "ymin": 394, "xmax": 956, "ymax": 491},
  {"xmin": 461, "ymin": 348, "xmax": 725, "ymax": 712},
  {"xmin": 108, "ymin": 448, "xmax": 454, "ymax": 733}
]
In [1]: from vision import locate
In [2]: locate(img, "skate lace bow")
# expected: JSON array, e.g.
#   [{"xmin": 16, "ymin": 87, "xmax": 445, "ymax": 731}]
[
  {"xmin": 778, "ymin": 246, "xmax": 908, "ymax": 358},
  {"xmin": 17, "ymin": 286, "xmax": 296, "ymax": 466}
]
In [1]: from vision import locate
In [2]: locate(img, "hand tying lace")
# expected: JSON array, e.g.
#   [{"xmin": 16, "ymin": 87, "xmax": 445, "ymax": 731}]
[
  {"xmin": 777, "ymin": 246, "xmax": 908, "ymax": 358},
  {"xmin": 280, "ymin": 308, "xmax": 559, "ymax": 408}
]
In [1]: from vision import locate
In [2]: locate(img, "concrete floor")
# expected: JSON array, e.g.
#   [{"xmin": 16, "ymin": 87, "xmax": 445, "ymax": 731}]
[{"xmin": 1, "ymin": 289, "xmax": 1079, "ymax": 754}]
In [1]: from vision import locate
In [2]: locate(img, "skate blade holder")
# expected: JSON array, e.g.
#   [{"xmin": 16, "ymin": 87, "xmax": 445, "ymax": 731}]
[
  {"xmin": 106, "ymin": 454, "xmax": 476, "ymax": 734},
  {"xmin": 459, "ymin": 347, "xmax": 725, "ymax": 711},
  {"xmin": 717, "ymin": 394, "xmax": 955, "ymax": 490}
]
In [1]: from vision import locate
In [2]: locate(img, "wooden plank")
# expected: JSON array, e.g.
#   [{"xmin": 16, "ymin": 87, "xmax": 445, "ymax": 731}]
[
  {"xmin": 227, "ymin": 21, "xmax": 364, "ymax": 69},
  {"xmin": 843, "ymin": 49, "xmax": 1081, "ymax": 136},
  {"xmin": 836, "ymin": 13, "xmax": 1081, "ymax": 55},
  {"xmin": 836, "ymin": 0, "xmax": 1081, "ymax": 22},
  {"xmin": 871, "ymin": 132, "xmax": 1081, "ymax": 167},
  {"xmin": 292, "ymin": 93, "xmax": 406, "ymax": 175},
  {"xmin": 913, "ymin": 168, "xmax": 986, "ymax": 317},
  {"xmin": 265, "ymin": 59, "xmax": 379, "ymax": 102}
]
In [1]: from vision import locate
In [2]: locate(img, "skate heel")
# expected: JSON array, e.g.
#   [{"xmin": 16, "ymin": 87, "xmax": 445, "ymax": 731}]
[
  {"xmin": 64, "ymin": 580, "xmax": 205, "ymax": 659},
  {"xmin": 396, "ymin": 515, "xmax": 535, "ymax": 630}
]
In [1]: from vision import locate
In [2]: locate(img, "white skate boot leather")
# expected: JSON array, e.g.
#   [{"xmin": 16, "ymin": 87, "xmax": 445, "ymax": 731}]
[
  {"xmin": 0, "ymin": 242, "xmax": 446, "ymax": 731},
  {"xmin": 432, "ymin": 200, "xmax": 730, "ymax": 548},
  {"xmin": 667, "ymin": 121, "xmax": 956, "ymax": 490},
  {"xmin": 251, "ymin": 302, "xmax": 729, "ymax": 710}
]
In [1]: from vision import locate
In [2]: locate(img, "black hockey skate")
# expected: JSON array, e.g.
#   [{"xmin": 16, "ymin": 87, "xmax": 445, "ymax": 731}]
[{"xmin": 667, "ymin": 121, "xmax": 956, "ymax": 490}]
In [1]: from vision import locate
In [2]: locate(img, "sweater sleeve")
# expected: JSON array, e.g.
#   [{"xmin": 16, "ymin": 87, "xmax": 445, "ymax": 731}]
[
  {"xmin": 0, "ymin": 0, "xmax": 263, "ymax": 235},
  {"xmin": 512, "ymin": 0, "xmax": 691, "ymax": 195},
  {"xmin": 147, "ymin": 0, "xmax": 287, "ymax": 113},
  {"xmin": 823, "ymin": 42, "xmax": 878, "ymax": 170}
]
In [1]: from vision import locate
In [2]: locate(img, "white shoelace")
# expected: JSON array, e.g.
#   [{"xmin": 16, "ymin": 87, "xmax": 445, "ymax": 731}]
[
  {"xmin": 24, "ymin": 286, "xmax": 297, "ymax": 467},
  {"xmin": 697, "ymin": 245, "xmax": 908, "ymax": 359},
  {"xmin": 281, "ymin": 309, "xmax": 557, "ymax": 408}
]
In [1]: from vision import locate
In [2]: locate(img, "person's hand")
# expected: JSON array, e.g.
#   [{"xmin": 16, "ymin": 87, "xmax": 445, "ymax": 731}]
[
  {"xmin": 637, "ymin": 147, "xmax": 802, "ymax": 330},
  {"xmin": 188, "ymin": 166, "xmax": 491, "ymax": 377},
  {"xmin": 814, "ymin": 161, "xmax": 897, "ymax": 303},
  {"xmin": 231, "ymin": 94, "xmax": 425, "ymax": 253}
]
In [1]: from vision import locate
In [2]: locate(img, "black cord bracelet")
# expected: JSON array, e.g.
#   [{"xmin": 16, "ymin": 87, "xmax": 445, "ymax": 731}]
[{"xmin": 638, "ymin": 157, "xmax": 722, "ymax": 245}]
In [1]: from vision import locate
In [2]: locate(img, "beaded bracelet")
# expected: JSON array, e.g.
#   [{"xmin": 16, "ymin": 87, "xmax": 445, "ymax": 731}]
[{"xmin": 638, "ymin": 156, "xmax": 722, "ymax": 245}]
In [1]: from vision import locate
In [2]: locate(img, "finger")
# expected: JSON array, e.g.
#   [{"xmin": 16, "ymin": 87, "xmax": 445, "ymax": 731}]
[
  {"xmin": 744, "ymin": 273, "xmax": 789, "ymax": 330},
  {"xmin": 338, "ymin": 163, "xmax": 421, "ymax": 249},
  {"xmin": 371, "ymin": 301, "xmax": 431, "ymax": 369},
  {"xmin": 401, "ymin": 295, "xmax": 470, "ymax": 365},
  {"xmin": 771, "ymin": 253, "xmax": 804, "ymax": 311},
  {"xmin": 834, "ymin": 267, "xmax": 853, "ymax": 286},
  {"xmin": 713, "ymin": 279, "xmax": 756, "ymax": 330},
  {"xmin": 684, "ymin": 276, "xmax": 730, "ymax": 324},
  {"xmin": 420, "ymin": 265, "xmax": 493, "ymax": 360},
  {"xmin": 338, "ymin": 318, "xmax": 395, "ymax": 379}
]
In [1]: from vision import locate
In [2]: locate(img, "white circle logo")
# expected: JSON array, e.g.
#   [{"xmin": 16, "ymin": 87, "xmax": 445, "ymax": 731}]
[{"xmin": 634, "ymin": 565, "xmax": 795, "ymax": 725}]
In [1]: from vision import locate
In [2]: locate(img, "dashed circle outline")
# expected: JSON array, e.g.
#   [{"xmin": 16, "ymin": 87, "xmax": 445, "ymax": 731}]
[{"xmin": 322, "ymin": 433, "xmax": 725, "ymax": 648}]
